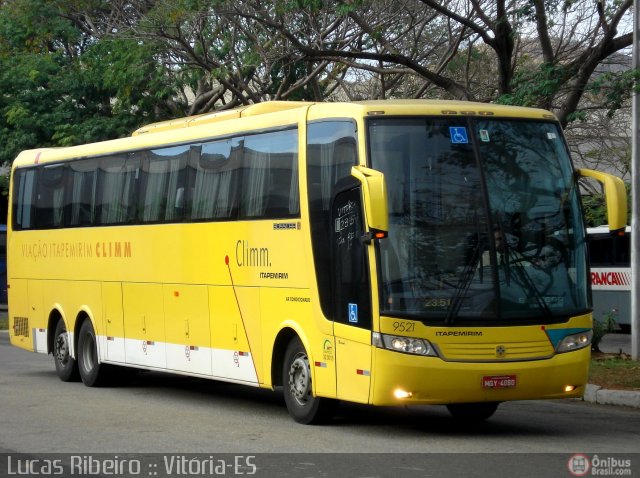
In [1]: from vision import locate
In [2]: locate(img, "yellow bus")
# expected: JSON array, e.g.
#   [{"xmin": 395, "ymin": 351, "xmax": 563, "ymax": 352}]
[{"xmin": 7, "ymin": 100, "xmax": 626, "ymax": 423}]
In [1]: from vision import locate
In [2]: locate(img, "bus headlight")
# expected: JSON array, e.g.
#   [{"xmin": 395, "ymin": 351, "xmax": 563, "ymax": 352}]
[
  {"xmin": 372, "ymin": 332, "xmax": 438, "ymax": 356},
  {"xmin": 556, "ymin": 330, "xmax": 593, "ymax": 353}
]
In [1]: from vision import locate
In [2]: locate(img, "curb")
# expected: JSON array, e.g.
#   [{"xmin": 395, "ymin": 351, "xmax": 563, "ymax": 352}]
[{"xmin": 583, "ymin": 384, "xmax": 640, "ymax": 408}]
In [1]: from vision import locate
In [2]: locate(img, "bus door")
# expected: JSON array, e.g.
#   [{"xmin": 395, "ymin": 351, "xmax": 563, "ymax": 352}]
[{"xmin": 331, "ymin": 185, "xmax": 373, "ymax": 403}]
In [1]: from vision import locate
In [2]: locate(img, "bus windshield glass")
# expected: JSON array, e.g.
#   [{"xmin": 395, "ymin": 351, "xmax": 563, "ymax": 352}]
[{"xmin": 369, "ymin": 117, "xmax": 588, "ymax": 324}]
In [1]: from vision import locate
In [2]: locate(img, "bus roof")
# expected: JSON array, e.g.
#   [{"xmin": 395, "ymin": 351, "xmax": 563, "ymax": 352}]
[{"xmin": 12, "ymin": 100, "xmax": 558, "ymax": 169}]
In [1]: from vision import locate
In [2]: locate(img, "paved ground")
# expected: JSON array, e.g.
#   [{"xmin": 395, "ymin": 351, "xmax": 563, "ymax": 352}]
[{"xmin": 599, "ymin": 332, "xmax": 632, "ymax": 354}]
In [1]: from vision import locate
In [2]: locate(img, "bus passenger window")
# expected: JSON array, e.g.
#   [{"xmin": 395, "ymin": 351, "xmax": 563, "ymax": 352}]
[
  {"xmin": 188, "ymin": 138, "xmax": 240, "ymax": 220},
  {"xmin": 241, "ymin": 129, "xmax": 299, "ymax": 219},
  {"xmin": 67, "ymin": 158, "xmax": 99, "ymax": 227},
  {"xmin": 139, "ymin": 146, "xmax": 189, "ymax": 223},
  {"xmin": 97, "ymin": 155, "xmax": 140, "ymax": 225},
  {"xmin": 12, "ymin": 169, "xmax": 36, "ymax": 230},
  {"xmin": 35, "ymin": 165, "xmax": 66, "ymax": 229}
]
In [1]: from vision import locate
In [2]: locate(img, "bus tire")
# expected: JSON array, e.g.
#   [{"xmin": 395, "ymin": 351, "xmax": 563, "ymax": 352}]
[
  {"xmin": 77, "ymin": 320, "xmax": 108, "ymax": 387},
  {"xmin": 53, "ymin": 319, "xmax": 79, "ymax": 382},
  {"xmin": 283, "ymin": 337, "xmax": 336, "ymax": 424},
  {"xmin": 446, "ymin": 402, "xmax": 499, "ymax": 421}
]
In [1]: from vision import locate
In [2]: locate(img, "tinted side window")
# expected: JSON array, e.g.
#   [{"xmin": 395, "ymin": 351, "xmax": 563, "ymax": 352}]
[
  {"xmin": 588, "ymin": 234, "xmax": 630, "ymax": 266},
  {"xmin": 12, "ymin": 169, "xmax": 35, "ymax": 230},
  {"xmin": 139, "ymin": 145, "xmax": 190, "ymax": 223},
  {"xmin": 97, "ymin": 155, "xmax": 140, "ymax": 225},
  {"xmin": 307, "ymin": 121, "xmax": 358, "ymax": 318},
  {"xmin": 12, "ymin": 168, "xmax": 36, "ymax": 230},
  {"xmin": 187, "ymin": 138, "xmax": 241, "ymax": 221},
  {"xmin": 35, "ymin": 165, "xmax": 66, "ymax": 228},
  {"xmin": 67, "ymin": 158, "xmax": 98, "ymax": 227},
  {"xmin": 331, "ymin": 186, "xmax": 372, "ymax": 328},
  {"xmin": 241, "ymin": 129, "xmax": 299, "ymax": 219}
]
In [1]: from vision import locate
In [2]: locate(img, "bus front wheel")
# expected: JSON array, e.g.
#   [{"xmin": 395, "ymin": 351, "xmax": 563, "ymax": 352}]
[
  {"xmin": 53, "ymin": 319, "xmax": 79, "ymax": 382},
  {"xmin": 446, "ymin": 402, "xmax": 499, "ymax": 421},
  {"xmin": 283, "ymin": 337, "xmax": 336, "ymax": 424},
  {"xmin": 77, "ymin": 320, "xmax": 108, "ymax": 387}
]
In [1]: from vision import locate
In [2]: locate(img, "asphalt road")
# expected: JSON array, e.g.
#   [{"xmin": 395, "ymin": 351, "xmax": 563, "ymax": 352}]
[{"xmin": 1, "ymin": 331, "xmax": 639, "ymax": 477}]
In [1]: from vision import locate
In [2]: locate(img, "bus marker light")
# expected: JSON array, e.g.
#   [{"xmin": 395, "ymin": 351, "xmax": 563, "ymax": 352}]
[
  {"xmin": 564, "ymin": 385, "xmax": 576, "ymax": 392},
  {"xmin": 394, "ymin": 389, "xmax": 412, "ymax": 399}
]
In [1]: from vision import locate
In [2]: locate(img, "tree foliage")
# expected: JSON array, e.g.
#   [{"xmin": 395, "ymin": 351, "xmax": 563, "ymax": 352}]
[
  {"xmin": 0, "ymin": 0, "xmax": 635, "ymax": 171},
  {"xmin": 0, "ymin": 0, "xmax": 179, "ymax": 166}
]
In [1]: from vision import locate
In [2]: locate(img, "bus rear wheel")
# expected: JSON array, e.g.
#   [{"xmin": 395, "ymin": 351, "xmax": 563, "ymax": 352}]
[
  {"xmin": 53, "ymin": 319, "xmax": 79, "ymax": 382},
  {"xmin": 77, "ymin": 320, "xmax": 108, "ymax": 387},
  {"xmin": 283, "ymin": 337, "xmax": 336, "ymax": 424},
  {"xmin": 446, "ymin": 402, "xmax": 499, "ymax": 421}
]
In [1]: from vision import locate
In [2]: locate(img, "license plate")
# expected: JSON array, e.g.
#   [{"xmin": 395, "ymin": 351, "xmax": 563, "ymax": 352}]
[{"xmin": 482, "ymin": 375, "xmax": 517, "ymax": 389}]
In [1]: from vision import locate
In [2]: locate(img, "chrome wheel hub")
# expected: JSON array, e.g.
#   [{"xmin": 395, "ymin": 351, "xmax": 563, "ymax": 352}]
[
  {"xmin": 288, "ymin": 354, "xmax": 311, "ymax": 406},
  {"xmin": 55, "ymin": 333, "xmax": 69, "ymax": 366}
]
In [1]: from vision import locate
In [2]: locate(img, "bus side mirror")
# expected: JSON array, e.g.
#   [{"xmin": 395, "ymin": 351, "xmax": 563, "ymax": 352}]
[
  {"xmin": 577, "ymin": 168, "xmax": 627, "ymax": 233},
  {"xmin": 351, "ymin": 165, "xmax": 388, "ymax": 239}
]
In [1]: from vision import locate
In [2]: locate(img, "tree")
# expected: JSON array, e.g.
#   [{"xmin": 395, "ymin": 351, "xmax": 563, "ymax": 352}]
[
  {"xmin": 0, "ymin": 0, "xmax": 179, "ymax": 166},
  {"xmin": 1, "ymin": 0, "xmax": 636, "ymax": 159},
  {"xmin": 228, "ymin": 0, "xmax": 634, "ymax": 126}
]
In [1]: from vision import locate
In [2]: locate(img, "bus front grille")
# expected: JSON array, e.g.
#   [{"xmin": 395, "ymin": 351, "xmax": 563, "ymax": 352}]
[{"xmin": 437, "ymin": 340, "xmax": 554, "ymax": 362}]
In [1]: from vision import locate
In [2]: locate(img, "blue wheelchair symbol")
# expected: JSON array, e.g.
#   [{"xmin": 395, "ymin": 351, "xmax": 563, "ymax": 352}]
[
  {"xmin": 449, "ymin": 127, "xmax": 469, "ymax": 144},
  {"xmin": 348, "ymin": 303, "xmax": 358, "ymax": 323}
]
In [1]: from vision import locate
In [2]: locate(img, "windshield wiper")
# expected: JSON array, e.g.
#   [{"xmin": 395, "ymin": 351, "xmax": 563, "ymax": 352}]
[
  {"xmin": 444, "ymin": 234, "xmax": 485, "ymax": 325},
  {"xmin": 504, "ymin": 247, "xmax": 553, "ymax": 318}
]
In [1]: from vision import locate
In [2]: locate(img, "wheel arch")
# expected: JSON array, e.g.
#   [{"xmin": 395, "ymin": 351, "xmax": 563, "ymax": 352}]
[
  {"xmin": 46, "ymin": 307, "xmax": 66, "ymax": 355},
  {"xmin": 73, "ymin": 309, "xmax": 98, "ymax": 363},
  {"xmin": 271, "ymin": 326, "xmax": 312, "ymax": 388}
]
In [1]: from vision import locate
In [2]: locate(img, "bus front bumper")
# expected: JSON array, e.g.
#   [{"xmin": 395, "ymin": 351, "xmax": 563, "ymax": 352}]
[{"xmin": 370, "ymin": 346, "xmax": 590, "ymax": 406}]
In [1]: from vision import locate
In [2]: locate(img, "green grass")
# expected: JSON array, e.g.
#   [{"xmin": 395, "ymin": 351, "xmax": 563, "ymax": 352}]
[{"xmin": 590, "ymin": 356, "xmax": 640, "ymax": 391}]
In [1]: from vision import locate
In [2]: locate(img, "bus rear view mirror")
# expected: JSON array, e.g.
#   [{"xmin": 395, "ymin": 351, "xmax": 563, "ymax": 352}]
[
  {"xmin": 577, "ymin": 169, "xmax": 627, "ymax": 233},
  {"xmin": 351, "ymin": 165, "xmax": 388, "ymax": 237}
]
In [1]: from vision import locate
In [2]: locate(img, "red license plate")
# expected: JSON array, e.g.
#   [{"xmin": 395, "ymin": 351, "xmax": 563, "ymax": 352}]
[{"xmin": 482, "ymin": 375, "xmax": 517, "ymax": 389}]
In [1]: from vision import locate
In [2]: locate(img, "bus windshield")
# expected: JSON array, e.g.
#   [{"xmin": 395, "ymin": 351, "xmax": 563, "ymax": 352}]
[{"xmin": 369, "ymin": 117, "xmax": 588, "ymax": 324}]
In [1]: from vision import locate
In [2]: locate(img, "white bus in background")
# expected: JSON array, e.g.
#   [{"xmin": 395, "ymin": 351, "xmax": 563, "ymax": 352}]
[{"xmin": 587, "ymin": 226, "xmax": 631, "ymax": 333}]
